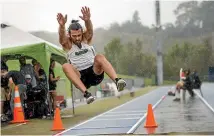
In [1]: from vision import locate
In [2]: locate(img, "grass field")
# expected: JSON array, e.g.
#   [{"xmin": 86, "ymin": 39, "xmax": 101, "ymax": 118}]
[{"xmin": 1, "ymin": 86, "xmax": 156, "ymax": 135}]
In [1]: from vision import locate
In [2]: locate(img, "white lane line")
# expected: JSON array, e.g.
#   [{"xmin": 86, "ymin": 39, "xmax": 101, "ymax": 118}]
[
  {"xmin": 54, "ymin": 88, "xmax": 157, "ymax": 136},
  {"xmin": 92, "ymin": 117, "xmax": 140, "ymax": 121},
  {"xmin": 193, "ymin": 89, "xmax": 214, "ymax": 113},
  {"xmin": 126, "ymin": 95, "xmax": 167, "ymax": 134},
  {"xmin": 108, "ymin": 110, "xmax": 146, "ymax": 114},
  {"xmin": 101, "ymin": 113, "xmax": 143, "ymax": 117}
]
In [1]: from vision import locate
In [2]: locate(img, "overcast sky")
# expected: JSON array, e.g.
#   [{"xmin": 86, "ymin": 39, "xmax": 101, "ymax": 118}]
[{"xmin": 1, "ymin": 0, "xmax": 186, "ymax": 32}]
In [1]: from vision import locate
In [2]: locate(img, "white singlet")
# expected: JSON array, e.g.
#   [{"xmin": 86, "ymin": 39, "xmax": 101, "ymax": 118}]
[{"xmin": 66, "ymin": 42, "xmax": 96, "ymax": 71}]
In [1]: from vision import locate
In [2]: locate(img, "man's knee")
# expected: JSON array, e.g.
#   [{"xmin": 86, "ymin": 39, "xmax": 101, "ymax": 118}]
[
  {"xmin": 62, "ymin": 63, "xmax": 71, "ymax": 72},
  {"xmin": 94, "ymin": 54, "xmax": 106, "ymax": 64},
  {"xmin": 62, "ymin": 63, "xmax": 80, "ymax": 77}
]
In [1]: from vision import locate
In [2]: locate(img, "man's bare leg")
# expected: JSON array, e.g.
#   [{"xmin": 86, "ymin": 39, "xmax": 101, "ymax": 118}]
[
  {"xmin": 93, "ymin": 54, "xmax": 117, "ymax": 80},
  {"xmin": 62, "ymin": 63, "xmax": 86, "ymax": 93},
  {"xmin": 62, "ymin": 63, "xmax": 95, "ymax": 104},
  {"xmin": 93, "ymin": 54, "xmax": 126, "ymax": 91}
]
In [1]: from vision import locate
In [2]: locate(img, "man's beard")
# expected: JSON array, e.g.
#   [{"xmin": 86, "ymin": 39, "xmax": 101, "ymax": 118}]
[{"xmin": 76, "ymin": 41, "xmax": 82, "ymax": 49}]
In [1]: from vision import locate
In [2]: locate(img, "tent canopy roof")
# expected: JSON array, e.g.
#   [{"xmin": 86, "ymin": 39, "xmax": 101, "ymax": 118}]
[
  {"xmin": 1, "ymin": 23, "xmax": 63, "ymax": 50},
  {"xmin": 1, "ymin": 23, "xmax": 67, "ymax": 74}
]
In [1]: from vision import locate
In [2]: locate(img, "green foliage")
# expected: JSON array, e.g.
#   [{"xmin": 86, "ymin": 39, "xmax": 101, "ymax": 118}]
[
  {"xmin": 164, "ymin": 37, "xmax": 214, "ymax": 78},
  {"xmin": 104, "ymin": 37, "xmax": 156, "ymax": 78},
  {"xmin": 104, "ymin": 38, "xmax": 123, "ymax": 72},
  {"xmin": 104, "ymin": 36, "xmax": 214, "ymax": 80}
]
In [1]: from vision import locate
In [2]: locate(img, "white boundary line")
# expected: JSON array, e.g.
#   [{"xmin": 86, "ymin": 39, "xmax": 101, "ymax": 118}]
[
  {"xmin": 54, "ymin": 88, "xmax": 158, "ymax": 136},
  {"xmin": 91, "ymin": 117, "xmax": 140, "ymax": 121},
  {"xmin": 108, "ymin": 110, "xmax": 146, "ymax": 114},
  {"xmin": 193, "ymin": 89, "xmax": 214, "ymax": 113},
  {"xmin": 126, "ymin": 94, "xmax": 166, "ymax": 134},
  {"xmin": 101, "ymin": 113, "xmax": 143, "ymax": 117}
]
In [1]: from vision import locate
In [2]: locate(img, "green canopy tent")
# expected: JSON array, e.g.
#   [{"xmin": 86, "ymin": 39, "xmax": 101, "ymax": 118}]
[{"xmin": 1, "ymin": 23, "xmax": 75, "ymax": 114}]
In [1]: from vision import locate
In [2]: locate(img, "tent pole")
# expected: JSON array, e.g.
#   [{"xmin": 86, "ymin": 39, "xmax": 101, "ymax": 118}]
[{"xmin": 71, "ymin": 84, "xmax": 75, "ymax": 115}]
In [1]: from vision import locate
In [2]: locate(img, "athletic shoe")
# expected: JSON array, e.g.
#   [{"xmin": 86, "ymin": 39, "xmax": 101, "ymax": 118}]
[
  {"xmin": 115, "ymin": 78, "xmax": 126, "ymax": 92},
  {"xmin": 84, "ymin": 91, "xmax": 95, "ymax": 104}
]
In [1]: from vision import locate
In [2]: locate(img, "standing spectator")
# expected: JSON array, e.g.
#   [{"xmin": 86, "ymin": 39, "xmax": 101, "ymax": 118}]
[
  {"xmin": 49, "ymin": 59, "xmax": 60, "ymax": 112},
  {"xmin": 3, "ymin": 70, "xmax": 26, "ymax": 115},
  {"xmin": 19, "ymin": 56, "xmax": 37, "ymax": 88},
  {"xmin": 32, "ymin": 59, "xmax": 49, "ymax": 118},
  {"xmin": 32, "ymin": 59, "xmax": 37, "ymax": 69},
  {"xmin": 1, "ymin": 60, "xmax": 10, "ymax": 122},
  {"xmin": 32, "ymin": 59, "xmax": 47, "ymax": 91}
]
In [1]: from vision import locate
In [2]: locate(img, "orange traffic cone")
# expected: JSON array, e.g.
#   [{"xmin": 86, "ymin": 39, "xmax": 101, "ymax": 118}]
[
  {"xmin": 10, "ymin": 86, "xmax": 29, "ymax": 123},
  {"xmin": 144, "ymin": 104, "xmax": 158, "ymax": 128},
  {"xmin": 51, "ymin": 107, "xmax": 65, "ymax": 131}
]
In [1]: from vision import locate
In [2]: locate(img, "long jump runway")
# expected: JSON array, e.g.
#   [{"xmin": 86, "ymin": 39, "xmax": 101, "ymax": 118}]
[{"xmin": 55, "ymin": 87, "xmax": 169, "ymax": 135}]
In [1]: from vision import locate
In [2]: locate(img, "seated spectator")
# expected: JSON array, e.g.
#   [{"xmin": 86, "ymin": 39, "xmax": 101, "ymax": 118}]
[{"xmin": 191, "ymin": 69, "xmax": 201, "ymax": 89}]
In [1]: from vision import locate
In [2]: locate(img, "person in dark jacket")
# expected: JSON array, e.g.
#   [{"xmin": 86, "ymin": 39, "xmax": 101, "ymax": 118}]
[
  {"xmin": 191, "ymin": 69, "xmax": 201, "ymax": 89},
  {"xmin": 3, "ymin": 70, "xmax": 27, "ymax": 113}
]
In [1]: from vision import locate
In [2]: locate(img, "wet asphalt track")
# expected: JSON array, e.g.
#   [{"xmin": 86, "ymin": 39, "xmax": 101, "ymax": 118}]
[
  {"xmin": 201, "ymin": 83, "xmax": 214, "ymax": 108},
  {"xmin": 56, "ymin": 83, "xmax": 214, "ymax": 135},
  {"xmin": 55, "ymin": 86, "xmax": 168, "ymax": 135},
  {"xmin": 134, "ymin": 83, "xmax": 214, "ymax": 134}
]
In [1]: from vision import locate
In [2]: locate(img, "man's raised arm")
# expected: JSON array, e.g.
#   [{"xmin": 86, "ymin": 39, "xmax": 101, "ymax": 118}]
[
  {"xmin": 84, "ymin": 19, "xmax": 93, "ymax": 43},
  {"xmin": 58, "ymin": 25, "xmax": 68, "ymax": 45},
  {"xmin": 57, "ymin": 13, "xmax": 71, "ymax": 50},
  {"xmin": 79, "ymin": 7, "xmax": 93, "ymax": 43}
]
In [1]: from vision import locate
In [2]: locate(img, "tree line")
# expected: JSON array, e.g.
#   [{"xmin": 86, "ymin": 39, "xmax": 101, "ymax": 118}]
[{"xmin": 104, "ymin": 37, "xmax": 214, "ymax": 79}]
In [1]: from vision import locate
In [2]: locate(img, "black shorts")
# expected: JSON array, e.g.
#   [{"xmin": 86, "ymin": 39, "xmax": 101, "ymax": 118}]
[{"xmin": 79, "ymin": 66, "xmax": 104, "ymax": 89}]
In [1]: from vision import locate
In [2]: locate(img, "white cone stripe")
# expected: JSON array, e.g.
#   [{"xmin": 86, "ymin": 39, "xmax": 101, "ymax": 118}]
[
  {"xmin": 14, "ymin": 103, "xmax": 22, "ymax": 107},
  {"xmin": 15, "ymin": 91, "xmax": 20, "ymax": 97}
]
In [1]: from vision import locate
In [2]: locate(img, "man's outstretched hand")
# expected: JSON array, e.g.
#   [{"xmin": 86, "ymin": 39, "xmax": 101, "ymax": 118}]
[
  {"xmin": 79, "ymin": 6, "xmax": 91, "ymax": 21},
  {"xmin": 57, "ymin": 13, "xmax": 67, "ymax": 26}
]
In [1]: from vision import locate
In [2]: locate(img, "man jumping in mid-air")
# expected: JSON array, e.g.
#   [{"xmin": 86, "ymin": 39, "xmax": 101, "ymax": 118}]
[{"xmin": 57, "ymin": 6, "xmax": 126, "ymax": 104}]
